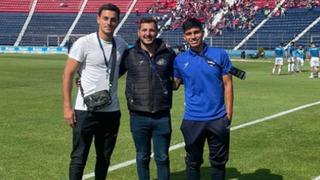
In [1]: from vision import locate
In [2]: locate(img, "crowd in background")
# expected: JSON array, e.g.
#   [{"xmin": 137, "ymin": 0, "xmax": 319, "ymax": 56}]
[
  {"xmin": 283, "ymin": 0, "xmax": 320, "ymax": 9},
  {"xmin": 146, "ymin": 0, "xmax": 320, "ymax": 36}
]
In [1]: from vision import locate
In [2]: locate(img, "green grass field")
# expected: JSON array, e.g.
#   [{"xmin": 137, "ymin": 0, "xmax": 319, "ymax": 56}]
[{"xmin": 0, "ymin": 54, "xmax": 319, "ymax": 180}]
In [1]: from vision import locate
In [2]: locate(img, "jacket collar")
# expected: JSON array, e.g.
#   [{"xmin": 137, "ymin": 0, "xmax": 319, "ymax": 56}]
[
  {"xmin": 135, "ymin": 38, "xmax": 166, "ymax": 54},
  {"xmin": 188, "ymin": 43, "xmax": 208, "ymax": 56}
]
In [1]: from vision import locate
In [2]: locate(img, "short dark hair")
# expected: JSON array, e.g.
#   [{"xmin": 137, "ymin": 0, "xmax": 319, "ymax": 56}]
[
  {"xmin": 182, "ymin": 18, "xmax": 203, "ymax": 32},
  {"xmin": 98, "ymin": 3, "xmax": 120, "ymax": 20},
  {"xmin": 138, "ymin": 18, "xmax": 158, "ymax": 31}
]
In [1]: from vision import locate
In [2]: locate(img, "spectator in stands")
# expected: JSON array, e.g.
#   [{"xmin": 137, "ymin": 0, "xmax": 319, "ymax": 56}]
[
  {"xmin": 173, "ymin": 18, "xmax": 233, "ymax": 180},
  {"xmin": 135, "ymin": 8, "xmax": 140, "ymax": 16},
  {"xmin": 119, "ymin": 18, "xmax": 176, "ymax": 180},
  {"xmin": 264, "ymin": 7, "xmax": 271, "ymax": 17},
  {"xmin": 272, "ymin": 42, "xmax": 285, "ymax": 75},
  {"xmin": 62, "ymin": 4, "xmax": 128, "ymax": 180}
]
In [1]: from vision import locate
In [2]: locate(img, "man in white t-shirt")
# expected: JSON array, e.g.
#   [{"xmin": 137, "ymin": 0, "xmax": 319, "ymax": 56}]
[{"xmin": 62, "ymin": 4, "xmax": 127, "ymax": 180}]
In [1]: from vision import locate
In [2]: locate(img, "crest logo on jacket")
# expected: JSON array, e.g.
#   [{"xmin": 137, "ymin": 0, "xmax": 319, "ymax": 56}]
[{"xmin": 157, "ymin": 58, "xmax": 167, "ymax": 66}]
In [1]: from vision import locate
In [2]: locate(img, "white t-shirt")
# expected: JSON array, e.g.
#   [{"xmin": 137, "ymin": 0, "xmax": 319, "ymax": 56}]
[{"xmin": 69, "ymin": 32, "xmax": 128, "ymax": 112}]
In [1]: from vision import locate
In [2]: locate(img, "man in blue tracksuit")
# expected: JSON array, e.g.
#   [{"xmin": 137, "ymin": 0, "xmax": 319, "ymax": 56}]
[{"xmin": 173, "ymin": 18, "xmax": 234, "ymax": 180}]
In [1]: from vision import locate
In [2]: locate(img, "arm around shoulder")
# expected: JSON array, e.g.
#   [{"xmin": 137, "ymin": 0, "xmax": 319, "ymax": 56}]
[{"xmin": 173, "ymin": 77, "xmax": 182, "ymax": 90}]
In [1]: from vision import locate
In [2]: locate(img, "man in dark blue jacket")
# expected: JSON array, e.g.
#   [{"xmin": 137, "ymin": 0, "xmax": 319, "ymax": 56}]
[{"xmin": 120, "ymin": 18, "xmax": 176, "ymax": 180}]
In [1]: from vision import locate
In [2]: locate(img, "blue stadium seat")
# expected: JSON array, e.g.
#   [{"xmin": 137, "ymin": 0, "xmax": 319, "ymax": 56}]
[
  {"xmin": 0, "ymin": 13, "xmax": 28, "ymax": 45},
  {"xmin": 20, "ymin": 13, "xmax": 76, "ymax": 46}
]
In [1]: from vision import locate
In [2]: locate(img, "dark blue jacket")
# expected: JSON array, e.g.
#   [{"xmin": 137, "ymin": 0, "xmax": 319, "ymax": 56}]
[{"xmin": 120, "ymin": 39, "xmax": 176, "ymax": 113}]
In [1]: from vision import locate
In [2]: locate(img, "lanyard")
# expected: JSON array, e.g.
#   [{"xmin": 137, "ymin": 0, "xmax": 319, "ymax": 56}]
[
  {"xmin": 77, "ymin": 33, "xmax": 118, "ymax": 98},
  {"xmin": 96, "ymin": 32, "xmax": 116, "ymax": 70},
  {"xmin": 96, "ymin": 32, "xmax": 117, "ymax": 89}
]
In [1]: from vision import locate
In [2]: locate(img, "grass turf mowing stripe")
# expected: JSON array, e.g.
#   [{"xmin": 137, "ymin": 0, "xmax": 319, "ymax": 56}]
[{"xmin": 82, "ymin": 100, "xmax": 320, "ymax": 180}]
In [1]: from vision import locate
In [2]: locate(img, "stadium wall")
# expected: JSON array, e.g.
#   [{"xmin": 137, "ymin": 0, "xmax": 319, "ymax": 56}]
[
  {"xmin": 0, "ymin": 46, "xmax": 67, "ymax": 54},
  {"xmin": 0, "ymin": 45, "xmax": 274, "ymax": 58}
]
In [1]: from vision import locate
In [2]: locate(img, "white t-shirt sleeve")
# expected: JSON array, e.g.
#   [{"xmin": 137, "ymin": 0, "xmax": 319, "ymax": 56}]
[{"xmin": 68, "ymin": 37, "xmax": 86, "ymax": 63}]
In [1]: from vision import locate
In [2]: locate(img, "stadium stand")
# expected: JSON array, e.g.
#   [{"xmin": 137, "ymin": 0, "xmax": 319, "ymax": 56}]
[
  {"xmin": 135, "ymin": 0, "xmax": 175, "ymax": 13},
  {"xmin": 0, "ymin": 13, "xmax": 28, "ymax": 45},
  {"xmin": 72, "ymin": 14, "xmax": 125, "ymax": 36},
  {"xmin": 20, "ymin": 13, "xmax": 76, "ymax": 46},
  {"xmin": 0, "ymin": 0, "xmax": 320, "ymax": 51},
  {"xmin": 35, "ymin": 0, "xmax": 82, "ymax": 13},
  {"xmin": 242, "ymin": 8, "xmax": 320, "ymax": 50},
  {"xmin": 83, "ymin": 0, "xmax": 131, "ymax": 13},
  {"xmin": 293, "ymin": 8, "xmax": 320, "ymax": 46},
  {"xmin": 0, "ymin": 0, "xmax": 32, "ymax": 13},
  {"xmin": 254, "ymin": 0, "xmax": 277, "ymax": 9}
]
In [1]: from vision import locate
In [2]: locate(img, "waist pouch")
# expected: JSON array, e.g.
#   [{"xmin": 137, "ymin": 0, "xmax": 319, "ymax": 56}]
[{"xmin": 84, "ymin": 90, "xmax": 112, "ymax": 112}]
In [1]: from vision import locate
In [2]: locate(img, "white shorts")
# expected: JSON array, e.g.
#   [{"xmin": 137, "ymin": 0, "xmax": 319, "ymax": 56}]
[
  {"xmin": 275, "ymin": 57, "xmax": 283, "ymax": 65},
  {"xmin": 296, "ymin": 57, "xmax": 304, "ymax": 63},
  {"xmin": 310, "ymin": 57, "xmax": 319, "ymax": 67},
  {"xmin": 287, "ymin": 57, "xmax": 294, "ymax": 63}
]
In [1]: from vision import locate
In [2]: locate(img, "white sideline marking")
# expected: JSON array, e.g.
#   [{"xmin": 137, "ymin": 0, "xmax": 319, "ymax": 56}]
[
  {"xmin": 83, "ymin": 100, "xmax": 320, "ymax": 180},
  {"xmin": 232, "ymin": 59, "xmax": 272, "ymax": 63},
  {"xmin": 313, "ymin": 176, "xmax": 320, "ymax": 180}
]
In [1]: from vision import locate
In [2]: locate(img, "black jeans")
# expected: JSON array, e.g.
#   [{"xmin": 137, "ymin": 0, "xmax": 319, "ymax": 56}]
[
  {"xmin": 69, "ymin": 110, "xmax": 121, "ymax": 180},
  {"xmin": 181, "ymin": 116, "xmax": 230, "ymax": 180}
]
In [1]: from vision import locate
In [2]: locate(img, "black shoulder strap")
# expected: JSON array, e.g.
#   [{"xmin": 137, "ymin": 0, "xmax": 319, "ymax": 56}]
[
  {"xmin": 108, "ymin": 38, "xmax": 117, "ymax": 90},
  {"xmin": 196, "ymin": 53, "xmax": 246, "ymax": 80},
  {"xmin": 196, "ymin": 53, "xmax": 221, "ymax": 68}
]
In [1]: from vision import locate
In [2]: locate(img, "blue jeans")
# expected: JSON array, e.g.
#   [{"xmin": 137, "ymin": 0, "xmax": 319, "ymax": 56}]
[{"xmin": 130, "ymin": 111, "xmax": 172, "ymax": 180}]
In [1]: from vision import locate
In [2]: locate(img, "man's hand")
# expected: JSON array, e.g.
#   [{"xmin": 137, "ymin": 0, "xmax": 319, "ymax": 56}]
[
  {"xmin": 62, "ymin": 58, "xmax": 80, "ymax": 128},
  {"xmin": 64, "ymin": 107, "xmax": 76, "ymax": 128},
  {"xmin": 75, "ymin": 77, "xmax": 81, "ymax": 87},
  {"xmin": 227, "ymin": 112, "xmax": 233, "ymax": 123},
  {"xmin": 173, "ymin": 77, "xmax": 182, "ymax": 90}
]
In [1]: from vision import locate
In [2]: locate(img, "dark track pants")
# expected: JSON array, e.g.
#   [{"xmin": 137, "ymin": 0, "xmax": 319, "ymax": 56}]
[
  {"xmin": 69, "ymin": 110, "xmax": 120, "ymax": 180},
  {"xmin": 181, "ymin": 116, "xmax": 230, "ymax": 180}
]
